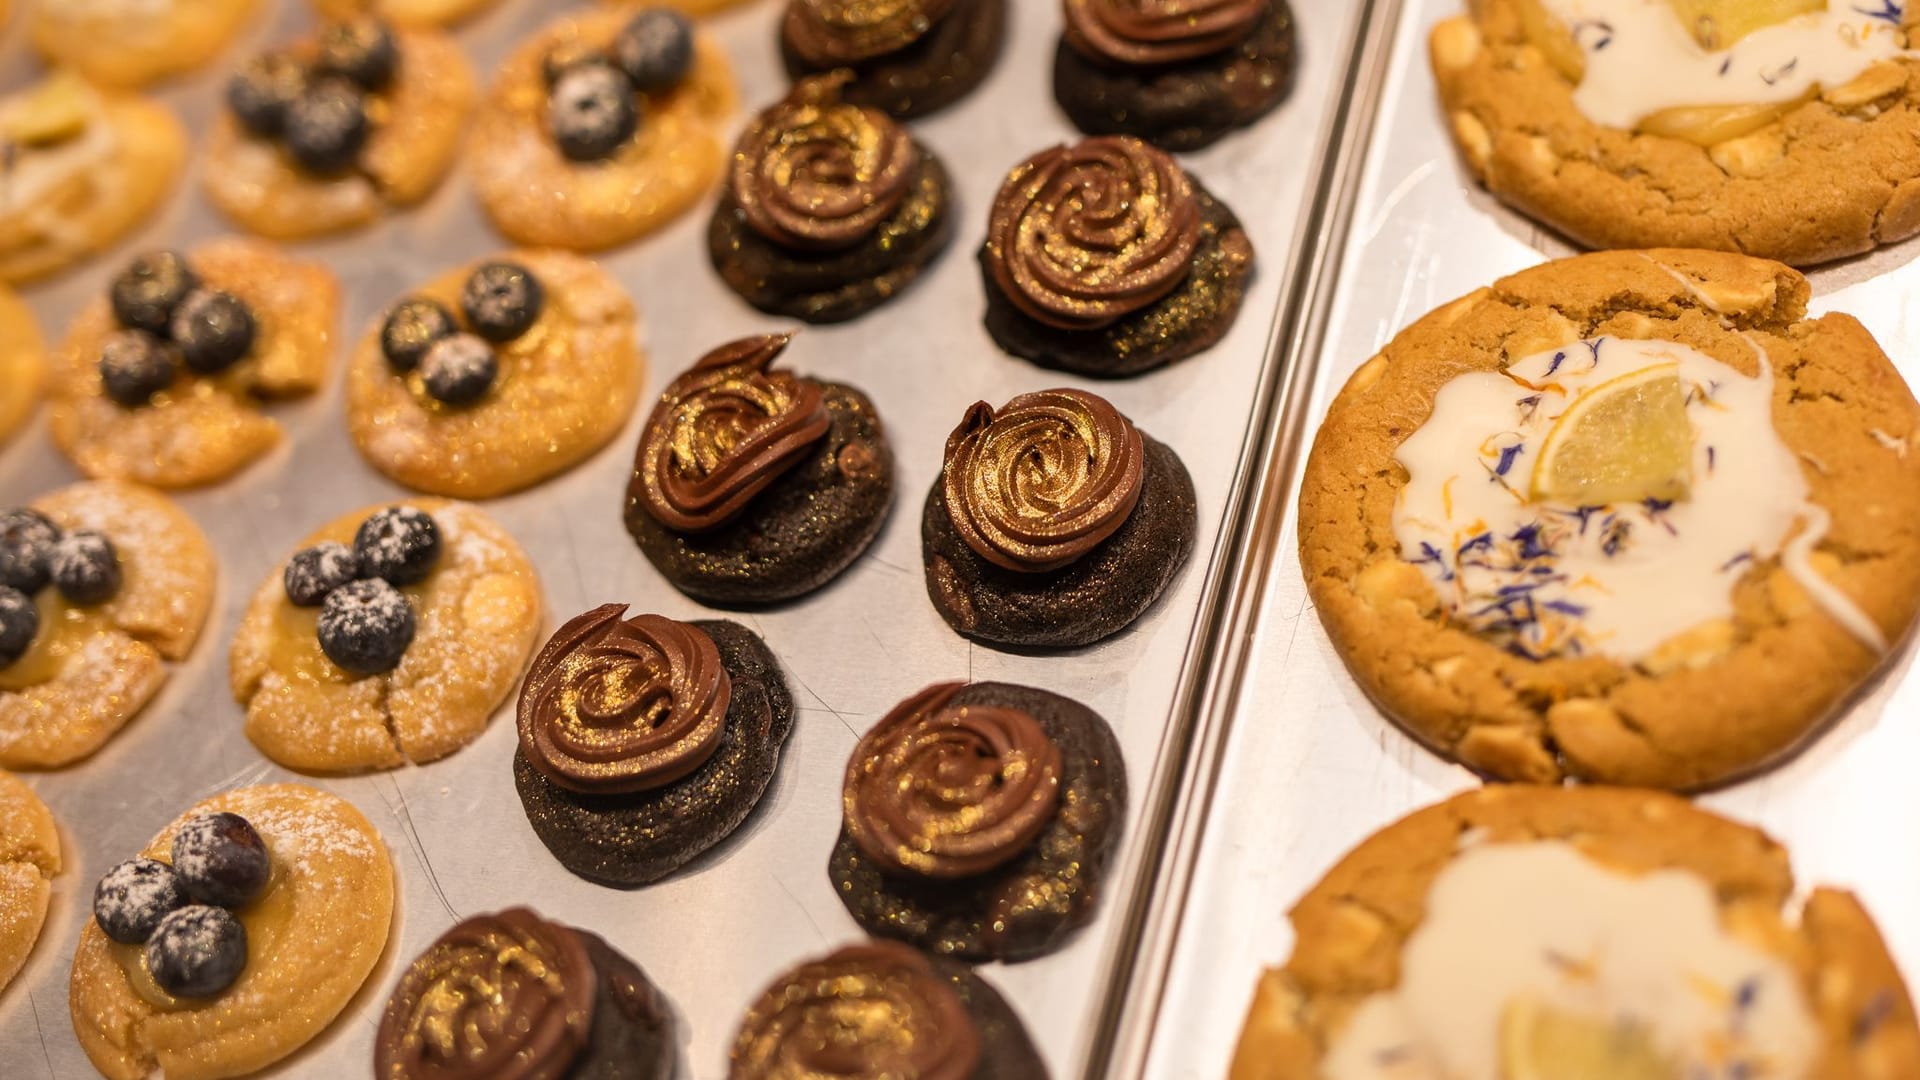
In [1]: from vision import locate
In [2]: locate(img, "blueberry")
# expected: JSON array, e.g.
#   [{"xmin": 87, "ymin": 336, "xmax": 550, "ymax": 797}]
[
  {"xmin": 227, "ymin": 51, "xmax": 308, "ymax": 138},
  {"xmin": 283, "ymin": 542, "xmax": 360, "ymax": 607},
  {"xmin": 548, "ymin": 61, "xmax": 639, "ymax": 162},
  {"xmin": 613, "ymin": 10, "xmax": 694, "ymax": 93},
  {"xmin": 170, "ymin": 290, "xmax": 257, "ymax": 375},
  {"xmin": 420, "ymin": 333, "xmax": 498, "ymax": 406},
  {"xmin": 315, "ymin": 19, "xmax": 398, "ymax": 92},
  {"xmin": 110, "ymin": 251, "xmax": 199, "ymax": 336},
  {"xmin": 379, "ymin": 297, "xmax": 456, "ymax": 373},
  {"xmin": 283, "ymin": 78, "xmax": 370, "ymax": 176},
  {"xmin": 353, "ymin": 506, "xmax": 441, "ymax": 585},
  {"xmin": 99, "ymin": 331, "xmax": 180, "ymax": 408},
  {"xmin": 171, "ymin": 812, "xmax": 271, "ymax": 909},
  {"xmin": 0, "ymin": 508, "xmax": 59, "ymax": 594},
  {"xmin": 0, "ymin": 586, "xmax": 37, "ymax": 667},
  {"xmin": 318, "ymin": 578, "xmax": 416, "ymax": 675},
  {"xmin": 460, "ymin": 262, "xmax": 543, "ymax": 342},
  {"xmin": 146, "ymin": 905, "xmax": 247, "ymax": 998},
  {"xmin": 93, "ymin": 858, "xmax": 188, "ymax": 945},
  {"xmin": 50, "ymin": 530, "xmax": 120, "ymax": 606}
]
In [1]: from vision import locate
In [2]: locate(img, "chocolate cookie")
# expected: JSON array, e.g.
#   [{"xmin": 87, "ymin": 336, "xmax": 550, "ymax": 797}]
[
  {"xmin": 514, "ymin": 608, "xmax": 795, "ymax": 888},
  {"xmin": 1054, "ymin": 0, "xmax": 1297, "ymax": 151},
  {"xmin": 624, "ymin": 333, "xmax": 893, "ymax": 606},
  {"xmin": 828, "ymin": 681, "xmax": 1127, "ymax": 963},
  {"xmin": 923, "ymin": 390, "xmax": 1196, "ymax": 649},
  {"xmin": 710, "ymin": 76, "xmax": 954, "ymax": 324},
  {"xmin": 981, "ymin": 137, "xmax": 1254, "ymax": 376},
  {"xmin": 779, "ymin": 0, "xmax": 1007, "ymax": 120},
  {"xmin": 377, "ymin": 908, "xmax": 674, "ymax": 1080},
  {"xmin": 731, "ymin": 940, "xmax": 1047, "ymax": 1077}
]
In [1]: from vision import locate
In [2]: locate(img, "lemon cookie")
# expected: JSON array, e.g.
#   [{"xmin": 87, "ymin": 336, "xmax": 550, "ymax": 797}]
[
  {"xmin": 70, "ymin": 783, "xmax": 394, "ymax": 1080},
  {"xmin": 0, "ymin": 287, "xmax": 45, "ymax": 447},
  {"xmin": 0, "ymin": 483, "xmax": 215, "ymax": 770},
  {"xmin": 348, "ymin": 251, "xmax": 644, "ymax": 498},
  {"xmin": 32, "ymin": 0, "xmax": 258, "ymax": 89},
  {"xmin": 208, "ymin": 18, "xmax": 475, "ymax": 240},
  {"xmin": 0, "ymin": 72, "xmax": 185, "ymax": 286},
  {"xmin": 1230, "ymin": 785, "xmax": 1920, "ymax": 1080},
  {"xmin": 1432, "ymin": 1, "xmax": 1920, "ymax": 266},
  {"xmin": 469, "ymin": 6, "xmax": 737, "ymax": 251},
  {"xmin": 1300, "ymin": 249, "xmax": 1920, "ymax": 789},
  {"xmin": 232, "ymin": 500, "xmax": 542, "ymax": 772},
  {"xmin": 50, "ymin": 240, "xmax": 340, "ymax": 489},
  {"xmin": 312, "ymin": 0, "xmax": 499, "ymax": 27},
  {"xmin": 0, "ymin": 771, "xmax": 59, "ymax": 994}
]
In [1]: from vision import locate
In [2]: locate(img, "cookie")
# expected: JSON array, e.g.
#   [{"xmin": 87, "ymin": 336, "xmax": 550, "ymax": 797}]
[
  {"xmin": 231, "ymin": 500, "xmax": 543, "ymax": 772},
  {"xmin": 348, "ymin": 251, "xmax": 644, "ymax": 498},
  {"xmin": 0, "ymin": 287, "xmax": 45, "ymax": 447},
  {"xmin": 514, "ymin": 607, "xmax": 795, "ymax": 887},
  {"xmin": 32, "ymin": 0, "xmax": 257, "ymax": 89},
  {"xmin": 1230, "ymin": 786, "xmax": 1920, "ymax": 1080},
  {"xmin": 0, "ymin": 483, "xmax": 216, "ymax": 770},
  {"xmin": 376, "ymin": 907, "xmax": 675, "ymax": 1080},
  {"xmin": 922, "ymin": 389, "xmax": 1196, "ymax": 649},
  {"xmin": 312, "ymin": 0, "xmax": 499, "ymax": 27},
  {"xmin": 1300, "ymin": 249, "xmax": 1920, "ymax": 789},
  {"xmin": 1054, "ymin": 0, "xmax": 1297, "ymax": 151},
  {"xmin": 206, "ymin": 20, "xmax": 475, "ymax": 240},
  {"xmin": 0, "ymin": 73, "xmax": 185, "ymax": 286},
  {"xmin": 50, "ymin": 240, "xmax": 340, "ymax": 489},
  {"xmin": 730, "ymin": 940, "xmax": 1046, "ymax": 1078},
  {"xmin": 469, "ymin": 7, "xmax": 737, "ymax": 251},
  {"xmin": 70, "ymin": 784, "xmax": 394, "ymax": 1080},
  {"xmin": 780, "ymin": 0, "xmax": 1008, "ymax": 120},
  {"xmin": 709, "ymin": 75, "xmax": 954, "ymax": 324},
  {"xmin": 624, "ymin": 333, "xmax": 894, "ymax": 606},
  {"xmin": 980, "ymin": 136, "xmax": 1254, "ymax": 376},
  {"xmin": 0, "ymin": 771, "xmax": 59, "ymax": 994}
]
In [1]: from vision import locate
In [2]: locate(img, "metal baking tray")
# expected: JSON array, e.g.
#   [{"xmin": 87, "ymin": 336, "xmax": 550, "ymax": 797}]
[
  {"xmin": 0, "ymin": 0, "xmax": 1365, "ymax": 1076},
  {"xmin": 1118, "ymin": 1, "xmax": 1920, "ymax": 1076}
]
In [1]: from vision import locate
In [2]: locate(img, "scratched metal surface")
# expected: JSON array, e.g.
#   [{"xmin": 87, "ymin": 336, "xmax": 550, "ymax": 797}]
[
  {"xmin": 0, "ymin": 0, "xmax": 1356, "ymax": 1076},
  {"xmin": 1142, "ymin": 2, "xmax": 1920, "ymax": 1077}
]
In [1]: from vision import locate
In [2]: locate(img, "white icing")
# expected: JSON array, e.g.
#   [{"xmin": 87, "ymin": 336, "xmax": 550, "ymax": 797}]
[
  {"xmin": 1539, "ymin": 0, "xmax": 1907, "ymax": 128},
  {"xmin": 1323, "ymin": 842, "xmax": 1820, "ymax": 1080}
]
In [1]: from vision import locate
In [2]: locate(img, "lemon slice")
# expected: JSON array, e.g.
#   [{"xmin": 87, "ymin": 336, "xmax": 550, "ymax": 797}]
[
  {"xmin": 1500, "ymin": 997, "xmax": 1683, "ymax": 1080},
  {"xmin": 0, "ymin": 71, "xmax": 93, "ymax": 147},
  {"xmin": 1531, "ymin": 363, "xmax": 1692, "ymax": 507},
  {"xmin": 1515, "ymin": 0, "xmax": 1588, "ymax": 82},
  {"xmin": 1666, "ymin": 0, "xmax": 1826, "ymax": 50}
]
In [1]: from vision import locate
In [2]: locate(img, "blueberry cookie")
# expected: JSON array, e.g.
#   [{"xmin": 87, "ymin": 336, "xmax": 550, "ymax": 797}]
[
  {"xmin": 780, "ymin": 0, "xmax": 1008, "ymax": 120},
  {"xmin": 32, "ymin": 0, "xmax": 258, "ymax": 89},
  {"xmin": 0, "ymin": 771, "xmax": 59, "ymax": 994},
  {"xmin": 312, "ymin": 0, "xmax": 499, "ymax": 27},
  {"xmin": 0, "ymin": 287, "xmax": 45, "ymax": 448}
]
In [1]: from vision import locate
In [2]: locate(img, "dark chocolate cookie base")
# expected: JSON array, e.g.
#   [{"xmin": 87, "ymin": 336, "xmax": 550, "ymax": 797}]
[
  {"xmin": 1052, "ymin": 0, "xmax": 1297, "ymax": 152},
  {"xmin": 980, "ymin": 185, "xmax": 1255, "ymax": 377},
  {"xmin": 922, "ymin": 434, "xmax": 1196, "ymax": 649},
  {"xmin": 515, "ymin": 620, "xmax": 796, "ymax": 888},
  {"xmin": 709, "ymin": 149, "xmax": 955, "ymax": 324},
  {"xmin": 781, "ymin": 0, "xmax": 1007, "ymax": 120},
  {"xmin": 829, "ymin": 682, "xmax": 1128, "ymax": 963},
  {"xmin": 937, "ymin": 955, "xmax": 1049, "ymax": 1078},
  {"xmin": 572, "ymin": 930, "xmax": 676, "ymax": 1079},
  {"xmin": 625, "ymin": 383, "xmax": 893, "ymax": 607}
]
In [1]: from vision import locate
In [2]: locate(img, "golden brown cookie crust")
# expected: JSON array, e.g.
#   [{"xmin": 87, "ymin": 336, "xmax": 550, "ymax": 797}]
[
  {"xmin": 1431, "ymin": 3, "xmax": 1920, "ymax": 267},
  {"xmin": 0, "ymin": 286, "xmax": 45, "ymax": 446},
  {"xmin": 347, "ymin": 249, "xmax": 644, "ymax": 498},
  {"xmin": 49, "ymin": 238, "xmax": 340, "ymax": 489},
  {"xmin": 32, "ymin": 0, "xmax": 258, "ymax": 88},
  {"xmin": 469, "ymin": 8, "xmax": 737, "ymax": 251},
  {"xmin": 231, "ymin": 499, "xmax": 543, "ymax": 772},
  {"xmin": 1229, "ymin": 786, "xmax": 1920, "ymax": 1080},
  {"xmin": 311, "ymin": 0, "xmax": 498, "ymax": 27},
  {"xmin": 0, "ymin": 770, "xmax": 59, "ymax": 995},
  {"xmin": 68, "ymin": 783, "xmax": 394, "ymax": 1080},
  {"xmin": 1299, "ymin": 249, "xmax": 1920, "ymax": 789},
  {"xmin": 0, "ymin": 482, "xmax": 216, "ymax": 770}
]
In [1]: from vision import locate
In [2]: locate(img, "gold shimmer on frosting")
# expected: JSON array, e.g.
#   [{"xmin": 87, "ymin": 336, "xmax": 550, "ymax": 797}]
[
  {"xmin": 783, "ymin": 0, "xmax": 958, "ymax": 65},
  {"xmin": 517, "ymin": 604, "xmax": 730, "ymax": 795},
  {"xmin": 731, "ymin": 75, "xmax": 917, "ymax": 252},
  {"xmin": 374, "ymin": 908, "xmax": 595, "ymax": 1080},
  {"xmin": 986, "ymin": 136, "xmax": 1201, "ymax": 331},
  {"xmin": 844, "ymin": 681, "xmax": 1062, "ymax": 879},
  {"xmin": 632, "ymin": 333, "xmax": 831, "ymax": 533},
  {"xmin": 730, "ymin": 940, "xmax": 981, "ymax": 1079},
  {"xmin": 1063, "ymin": 0, "xmax": 1270, "ymax": 66},
  {"xmin": 943, "ymin": 388, "xmax": 1146, "ymax": 572}
]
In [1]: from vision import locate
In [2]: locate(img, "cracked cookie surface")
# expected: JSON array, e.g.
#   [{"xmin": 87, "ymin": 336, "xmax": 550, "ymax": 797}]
[
  {"xmin": 0, "ymin": 770, "xmax": 59, "ymax": 994},
  {"xmin": 311, "ymin": 0, "xmax": 497, "ymax": 26}
]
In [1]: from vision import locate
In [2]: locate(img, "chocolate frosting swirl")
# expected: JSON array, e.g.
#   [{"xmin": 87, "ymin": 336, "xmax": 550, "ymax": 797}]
[
  {"xmin": 633, "ymin": 334, "xmax": 832, "ymax": 534},
  {"xmin": 731, "ymin": 76, "xmax": 918, "ymax": 252},
  {"xmin": 986, "ymin": 137, "xmax": 1202, "ymax": 331},
  {"xmin": 942, "ymin": 389, "xmax": 1146, "ymax": 573},
  {"xmin": 730, "ymin": 940, "xmax": 981, "ymax": 1079},
  {"xmin": 783, "ymin": 0, "xmax": 958, "ymax": 65},
  {"xmin": 844, "ymin": 682, "xmax": 1063, "ymax": 879},
  {"xmin": 375, "ymin": 908, "xmax": 596, "ymax": 1080},
  {"xmin": 518, "ymin": 604, "xmax": 731, "ymax": 795},
  {"xmin": 1063, "ymin": 0, "xmax": 1270, "ymax": 66}
]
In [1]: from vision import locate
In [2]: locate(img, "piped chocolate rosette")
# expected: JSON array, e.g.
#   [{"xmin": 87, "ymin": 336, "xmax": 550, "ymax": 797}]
[
  {"xmin": 375, "ymin": 907, "xmax": 674, "ymax": 1080},
  {"xmin": 828, "ymin": 681, "xmax": 1128, "ymax": 962},
  {"xmin": 979, "ymin": 136, "xmax": 1255, "ymax": 375},
  {"xmin": 780, "ymin": 0, "xmax": 1008, "ymax": 120},
  {"xmin": 709, "ymin": 75, "xmax": 954, "ymax": 323}
]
